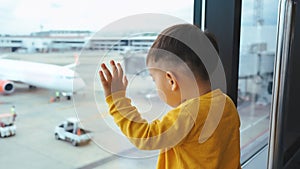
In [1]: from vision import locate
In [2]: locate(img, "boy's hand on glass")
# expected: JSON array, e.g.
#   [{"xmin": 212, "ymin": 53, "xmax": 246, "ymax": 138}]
[{"xmin": 99, "ymin": 60, "xmax": 128, "ymax": 98}]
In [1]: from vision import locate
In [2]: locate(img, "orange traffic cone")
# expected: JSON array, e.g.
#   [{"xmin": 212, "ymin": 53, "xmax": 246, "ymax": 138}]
[
  {"xmin": 49, "ymin": 97, "xmax": 55, "ymax": 103},
  {"xmin": 77, "ymin": 128, "xmax": 81, "ymax": 136}
]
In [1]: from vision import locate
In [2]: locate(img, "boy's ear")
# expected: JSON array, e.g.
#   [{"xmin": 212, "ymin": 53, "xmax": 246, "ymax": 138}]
[{"xmin": 166, "ymin": 71, "xmax": 178, "ymax": 91}]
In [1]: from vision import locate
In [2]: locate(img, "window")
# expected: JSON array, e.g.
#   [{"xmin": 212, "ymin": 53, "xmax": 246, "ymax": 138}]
[
  {"xmin": 0, "ymin": 0, "xmax": 194, "ymax": 169},
  {"xmin": 86, "ymin": 2, "xmax": 195, "ymax": 168},
  {"xmin": 238, "ymin": 0, "xmax": 279, "ymax": 163}
]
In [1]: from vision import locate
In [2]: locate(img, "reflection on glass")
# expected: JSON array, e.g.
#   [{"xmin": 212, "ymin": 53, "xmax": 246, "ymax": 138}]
[
  {"xmin": 89, "ymin": 14, "xmax": 192, "ymax": 161},
  {"xmin": 87, "ymin": 13, "xmax": 197, "ymax": 169},
  {"xmin": 0, "ymin": 1, "xmax": 194, "ymax": 169},
  {"xmin": 238, "ymin": 0, "xmax": 278, "ymax": 163}
]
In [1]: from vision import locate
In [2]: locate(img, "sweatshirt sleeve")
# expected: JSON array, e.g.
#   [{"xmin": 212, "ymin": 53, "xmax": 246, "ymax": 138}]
[{"xmin": 105, "ymin": 91, "xmax": 197, "ymax": 150}]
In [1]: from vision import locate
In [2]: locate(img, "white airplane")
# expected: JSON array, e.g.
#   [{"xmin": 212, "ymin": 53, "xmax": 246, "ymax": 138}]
[{"xmin": 0, "ymin": 54, "xmax": 85, "ymax": 99}]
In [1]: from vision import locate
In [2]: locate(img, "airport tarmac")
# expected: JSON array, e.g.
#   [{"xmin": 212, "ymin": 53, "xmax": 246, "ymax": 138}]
[
  {"xmin": 0, "ymin": 51, "xmax": 270, "ymax": 168},
  {"xmin": 0, "ymin": 51, "xmax": 160, "ymax": 169}
]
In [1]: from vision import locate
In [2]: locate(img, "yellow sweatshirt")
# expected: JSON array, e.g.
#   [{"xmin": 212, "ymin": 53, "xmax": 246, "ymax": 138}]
[{"xmin": 106, "ymin": 89, "xmax": 241, "ymax": 169}]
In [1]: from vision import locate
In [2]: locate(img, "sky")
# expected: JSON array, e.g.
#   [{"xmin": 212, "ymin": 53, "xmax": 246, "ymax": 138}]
[
  {"xmin": 0, "ymin": 0, "xmax": 193, "ymax": 35},
  {"xmin": 0, "ymin": 0, "xmax": 278, "ymax": 35},
  {"xmin": 241, "ymin": 0, "xmax": 278, "ymax": 26}
]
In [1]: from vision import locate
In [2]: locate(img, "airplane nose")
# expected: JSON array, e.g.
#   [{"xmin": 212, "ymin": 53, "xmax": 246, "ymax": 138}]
[{"xmin": 73, "ymin": 77, "xmax": 85, "ymax": 91}]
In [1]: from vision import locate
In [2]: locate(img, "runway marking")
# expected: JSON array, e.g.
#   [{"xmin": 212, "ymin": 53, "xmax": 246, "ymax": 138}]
[
  {"xmin": 241, "ymin": 128, "xmax": 269, "ymax": 150},
  {"xmin": 240, "ymin": 114, "xmax": 269, "ymax": 133}
]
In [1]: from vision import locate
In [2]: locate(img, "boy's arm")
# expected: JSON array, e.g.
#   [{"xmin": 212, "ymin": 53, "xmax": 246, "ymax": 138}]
[
  {"xmin": 106, "ymin": 91, "xmax": 197, "ymax": 150},
  {"xmin": 99, "ymin": 61, "xmax": 197, "ymax": 150}
]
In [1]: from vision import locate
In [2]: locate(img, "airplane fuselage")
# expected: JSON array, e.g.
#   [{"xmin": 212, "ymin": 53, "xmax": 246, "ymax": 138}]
[{"xmin": 0, "ymin": 59, "xmax": 85, "ymax": 94}]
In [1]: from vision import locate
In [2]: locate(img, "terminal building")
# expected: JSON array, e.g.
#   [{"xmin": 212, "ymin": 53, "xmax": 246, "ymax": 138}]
[
  {"xmin": 87, "ymin": 32, "xmax": 157, "ymax": 54},
  {"xmin": 0, "ymin": 31, "xmax": 157, "ymax": 54},
  {"xmin": 0, "ymin": 30, "xmax": 92, "ymax": 53}
]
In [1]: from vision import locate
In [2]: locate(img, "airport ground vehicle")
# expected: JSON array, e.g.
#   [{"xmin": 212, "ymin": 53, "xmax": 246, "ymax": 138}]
[
  {"xmin": 0, "ymin": 113, "xmax": 16, "ymax": 138},
  {"xmin": 54, "ymin": 117, "xmax": 91, "ymax": 146}
]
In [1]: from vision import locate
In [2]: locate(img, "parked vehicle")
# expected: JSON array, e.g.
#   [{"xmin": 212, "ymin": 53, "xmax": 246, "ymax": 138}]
[
  {"xmin": 0, "ymin": 113, "xmax": 16, "ymax": 137},
  {"xmin": 54, "ymin": 117, "xmax": 91, "ymax": 146}
]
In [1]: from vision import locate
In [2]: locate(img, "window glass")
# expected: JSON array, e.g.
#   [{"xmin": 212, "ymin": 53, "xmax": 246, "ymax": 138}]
[
  {"xmin": 238, "ymin": 0, "xmax": 279, "ymax": 163},
  {"xmin": 0, "ymin": 0, "xmax": 194, "ymax": 169}
]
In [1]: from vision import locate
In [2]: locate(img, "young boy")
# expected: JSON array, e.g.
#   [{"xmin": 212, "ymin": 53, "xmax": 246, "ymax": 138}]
[{"xmin": 99, "ymin": 24, "xmax": 241, "ymax": 169}]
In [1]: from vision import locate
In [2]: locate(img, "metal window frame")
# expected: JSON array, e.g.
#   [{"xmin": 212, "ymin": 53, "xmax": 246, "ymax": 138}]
[{"xmin": 194, "ymin": 0, "xmax": 241, "ymax": 105}]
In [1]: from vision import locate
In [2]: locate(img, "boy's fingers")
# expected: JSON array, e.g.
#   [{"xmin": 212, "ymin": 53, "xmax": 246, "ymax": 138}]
[
  {"xmin": 99, "ymin": 71, "xmax": 107, "ymax": 84},
  {"xmin": 123, "ymin": 75, "xmax": 128, "ymax": 87},
  {"xmin": 110, "ymin": 60, "xmax": 118, "ymax": 77},
  {"xmin": 101, "ymin": 63, "xmax": 112, "ymax": 81},
  {"xmin": 117, "ymin": 63, "xmax": 123, "ymax": 77}
]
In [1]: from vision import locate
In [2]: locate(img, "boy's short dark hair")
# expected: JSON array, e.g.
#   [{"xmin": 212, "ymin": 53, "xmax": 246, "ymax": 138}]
[
  {"xmin": 204, "ymin": 30, "xmax": 219, "ymax": 54},
  {"xmin": 147, "ymin": 24, "xmax": 219, "ymax": 81}
]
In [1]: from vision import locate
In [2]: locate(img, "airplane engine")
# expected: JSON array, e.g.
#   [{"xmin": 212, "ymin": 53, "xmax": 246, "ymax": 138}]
[{"xmin": 0, "ymin": 80, "xmax": 15, "ymax": 94}]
